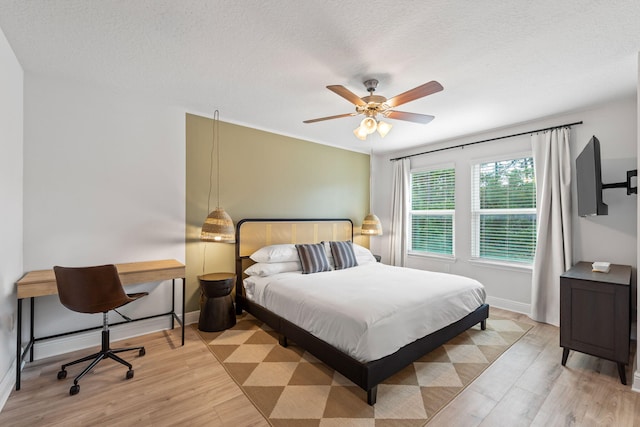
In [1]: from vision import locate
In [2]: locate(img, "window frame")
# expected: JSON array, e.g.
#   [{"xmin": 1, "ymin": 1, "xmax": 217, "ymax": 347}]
[
  {"xmin": 408, "ymin": 163, "xmax": 456, "ymax": 259},
  {"xmin": 470, "ymin": 152, "xmax": 537, "ymax": 266}
]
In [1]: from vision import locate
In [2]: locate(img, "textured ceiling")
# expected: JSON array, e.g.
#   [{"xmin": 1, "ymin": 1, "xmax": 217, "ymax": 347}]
[{"xmin": 1, "ymin": 0, "xmax": 639, "ymax": 153}]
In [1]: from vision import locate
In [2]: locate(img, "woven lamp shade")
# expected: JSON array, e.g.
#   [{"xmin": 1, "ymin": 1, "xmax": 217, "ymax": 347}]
[
  {"xmin": 200, "ymin": 207, "xmax": 235, "ymax": 243},
  {"xmin": 361, "ymin": 213, "xmax": 383, "ymax": 236}
]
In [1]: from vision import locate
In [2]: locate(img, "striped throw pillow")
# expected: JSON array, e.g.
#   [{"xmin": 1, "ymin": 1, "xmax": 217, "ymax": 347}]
[
  {"xmin": 295, "ymin": 243, "xmax": 331, "ymax": 274},
  {"xmin": 329, "ymin": 241, "xmax": 358, "ymax": 270}
]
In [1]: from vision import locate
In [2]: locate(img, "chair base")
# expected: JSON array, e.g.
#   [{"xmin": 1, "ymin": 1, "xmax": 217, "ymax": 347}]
[{"xmin": 58, "ymin": 326, "xmax": 145, "ymax": 395}]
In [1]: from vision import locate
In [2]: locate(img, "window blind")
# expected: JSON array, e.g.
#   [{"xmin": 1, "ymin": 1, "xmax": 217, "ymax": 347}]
[
  {"xmin": 410, "ymin": 167, "xmax": 455, "ymax": 256},
  {"xmin": 471, "ymin": 157, "xmax": 536, "ymax": 263}
]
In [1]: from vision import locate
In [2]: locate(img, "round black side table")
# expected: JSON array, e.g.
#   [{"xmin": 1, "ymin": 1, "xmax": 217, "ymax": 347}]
[{"xmin": 197, "ymin": 272, "xmax": 236, "ymax": 332}]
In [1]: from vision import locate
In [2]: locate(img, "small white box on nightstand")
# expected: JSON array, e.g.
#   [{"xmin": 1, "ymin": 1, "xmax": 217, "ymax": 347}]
[{"xmin": 592, "ymin": 261, "xmax": 611, "ymax": 273}]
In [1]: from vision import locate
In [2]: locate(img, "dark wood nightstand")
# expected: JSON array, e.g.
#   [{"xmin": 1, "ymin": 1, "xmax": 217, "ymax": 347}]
[
  {"xmin": 560, "ymin": 262, "xmax": 631, "ymax": 384},
  {"xmin": 197, "ymin": 272, "xmax": 236, "ymax": 332}
]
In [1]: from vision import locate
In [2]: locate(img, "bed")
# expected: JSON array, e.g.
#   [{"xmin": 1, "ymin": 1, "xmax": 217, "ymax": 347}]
[{"xmin": 234, "ymin": 218, "xmax": 489, "ymax": 405}]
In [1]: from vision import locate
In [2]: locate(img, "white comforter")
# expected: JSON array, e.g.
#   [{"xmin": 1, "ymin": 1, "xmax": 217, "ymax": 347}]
[{"xmin": 244, "ymin": 263, "xmax": 486, "ymax": 362}]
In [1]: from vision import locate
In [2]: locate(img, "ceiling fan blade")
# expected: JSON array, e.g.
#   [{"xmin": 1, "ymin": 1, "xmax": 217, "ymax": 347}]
[
  {"xmin": 327, "ymin": 85, "xmax": 367, "ymax": 106},
  {"xmin": 303, "ymin": 112, "xmax": 357, "ymax": 124},
  {"xmin": 385, "ymin": 110, "xmax": 435, "ymax": 124},
  {"xmin": 385, "ymin": 81, "xmax": 443, "ymax": 108}
]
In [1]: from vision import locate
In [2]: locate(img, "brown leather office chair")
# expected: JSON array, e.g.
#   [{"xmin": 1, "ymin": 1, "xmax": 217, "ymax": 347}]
[{"xmin": 53, "ymin": 264, "xmax": 148, "ymax": 395}]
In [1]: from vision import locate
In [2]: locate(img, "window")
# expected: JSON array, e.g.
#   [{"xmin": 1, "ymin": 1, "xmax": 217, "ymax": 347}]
[
  {"xmin": 471, "ymin": 156, "xmax": 536, "ymax": 264},
  {"xmin": 410, "ymin": 166, "xmax": 455, "ymax": 256}
]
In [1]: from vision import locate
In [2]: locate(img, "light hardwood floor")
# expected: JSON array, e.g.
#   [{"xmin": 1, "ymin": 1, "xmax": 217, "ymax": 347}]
[{"xmin": 1, "ymin": 308, "xmax": 638, "ymax": 426}]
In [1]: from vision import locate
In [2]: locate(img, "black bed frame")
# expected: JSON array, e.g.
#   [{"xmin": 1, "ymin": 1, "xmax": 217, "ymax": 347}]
[{"xmin": 234, "ymin": 218, "xmax": 489, "ymax": 405}]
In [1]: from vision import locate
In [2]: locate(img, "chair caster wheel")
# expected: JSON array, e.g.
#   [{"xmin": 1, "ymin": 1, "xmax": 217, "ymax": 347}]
[
  {"xmin": 57, "ymin": 370, "xmax": 67, "ymax": 380},
  {"xmin": 70, "ymin": 384, "xmax": 80, "ymax": 395},
  {"xmin": 126, "ymin": 369, "xmax": 134, "ymax": 380},
  {"xmin": 139, "ymin": 348, "xmax": 146, "ymax": 357}
]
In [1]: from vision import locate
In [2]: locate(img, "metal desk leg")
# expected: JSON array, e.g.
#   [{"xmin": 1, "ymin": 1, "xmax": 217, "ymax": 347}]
[
  {"xmin": 15, "ymin": 297, "xmax": 35, "ymax": 391},
  {"xmin": 170, "ymin": 278, "xmax": 185, "ymax": 346},
  {"xmin": 15, "ymin": 298, "xmax": 22, "ymax": 391},
  {"xmin": 171, "ymin": 278, "xmax": 176, "ymax": 330},
  {"xmin": 181, "ymin": 277, "xmax": 185, "ymax": 346},
  {"xmin": 29, "ymin": 297, "xmax": 34, "ymax": 362}
]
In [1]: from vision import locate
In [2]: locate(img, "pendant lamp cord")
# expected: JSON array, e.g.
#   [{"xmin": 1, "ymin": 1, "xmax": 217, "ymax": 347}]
[
  {"xmin": 215, "ymin": 110, "xmax": 221, "ymax": 209},
  {"xmin": 203, "ymin": 110, "xmax": 220, "ymax": 275},
  {"xmin": 207, "ymin": 110, "xmax": 220, "ymax": 213}
]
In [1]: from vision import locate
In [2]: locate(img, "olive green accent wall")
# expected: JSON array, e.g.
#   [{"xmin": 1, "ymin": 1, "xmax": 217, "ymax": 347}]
[{"xmin": 185, "ymin": 113, "xmax": 370, "ymax": 312}]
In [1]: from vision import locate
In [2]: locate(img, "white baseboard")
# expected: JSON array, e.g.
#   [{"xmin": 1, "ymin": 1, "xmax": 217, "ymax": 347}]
[
  {"xmin": 24, "ymin": 310, "xmax": 200, "ymax": 361},
  {"xmin": 33, "ymin": 317, "xmax": 164, "ymax": 360},
  {"xmin": 0, "ymin": 358, "xmax": 18, "ymax": 415},
  {"xmin": 633, "ymin": 370, "xmax": 640, "ymax": 393},
  {"xmin": 632, "ymin": 353, "xmax": 640, "ymax": 393},
  {"xmin": 185, "ymin": 310, "xmax": 200, "ymax": 326},
  {"xmin": 485, "ymin": 296, "xmax": 531, "ymax": 316}
]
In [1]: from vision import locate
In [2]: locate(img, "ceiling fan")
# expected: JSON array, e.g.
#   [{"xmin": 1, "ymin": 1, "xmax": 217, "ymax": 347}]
[{"xmin": 303, "ymin": 79, "xmax": 443, "ymax": 140}]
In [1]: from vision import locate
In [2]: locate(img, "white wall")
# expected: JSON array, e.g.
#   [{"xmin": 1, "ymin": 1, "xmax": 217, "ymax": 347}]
[
  {"xmin": 21, "ymin": 74, "xmax": 186, "ymax": 357},
  {"xmin": 371, "ymin": 97, "xmax": 637, "ymax": 315},
  {"xmin": 634, "ymin": 52, "xmax": 640, "ymax": 393},
  {"xmin": 0, "ymin": 25, "xmax": 23, "ymax": 408}
]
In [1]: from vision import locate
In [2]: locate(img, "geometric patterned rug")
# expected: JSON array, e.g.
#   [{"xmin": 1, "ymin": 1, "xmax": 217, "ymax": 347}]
[{"xmin": 195, "ymin": 313, "xmax": 532, "ymax": 427}]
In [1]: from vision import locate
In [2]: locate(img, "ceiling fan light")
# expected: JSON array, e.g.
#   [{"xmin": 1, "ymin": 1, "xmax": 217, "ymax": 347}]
[
  {"xmin": 354, "ymin": 126, "xmax": 368, "ymax": 140},
  {"xmin": 361, "ymin": 117, "xmax": 377, "ymax": 134},
  {"xmin": 377, "ymin": 120, "xmax": 392, "ymax": 138}
]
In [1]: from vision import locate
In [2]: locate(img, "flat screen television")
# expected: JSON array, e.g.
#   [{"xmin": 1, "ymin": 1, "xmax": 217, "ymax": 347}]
[{"xmin": 576, "ymin": 136, "xmax": 608, "ymax": 216}]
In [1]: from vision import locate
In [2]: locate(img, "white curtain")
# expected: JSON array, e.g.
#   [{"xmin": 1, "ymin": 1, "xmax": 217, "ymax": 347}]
[
  {"xmin": 389, "ymin": 158, "xmax": 410, "ymax": 266},
  {"xmin": 531, "ymin": 127, "xmax": 572, "ymax": 326}
]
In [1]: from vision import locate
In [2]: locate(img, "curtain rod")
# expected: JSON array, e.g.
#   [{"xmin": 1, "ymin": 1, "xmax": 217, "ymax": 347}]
[{"xmin": 389, "ymin": 121, "xmax": 583, "ymax": 162}]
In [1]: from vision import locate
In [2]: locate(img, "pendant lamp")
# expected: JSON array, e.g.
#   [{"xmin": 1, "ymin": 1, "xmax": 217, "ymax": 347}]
[
  {"xmin": 200, "ymin": 110, "xmax": 235, "ymax": 243},
  {"xmin": 361, "ymin": 213, "xmax": 383, "ymax": 235},
  {"xmin": 361, "ymin": 148, "xmax": 383, "ymax": 236}
]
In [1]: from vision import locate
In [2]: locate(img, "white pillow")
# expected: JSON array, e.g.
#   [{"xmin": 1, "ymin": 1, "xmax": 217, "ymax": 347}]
[
  {"xmin": 244, "ymin": 261, "xmax": 302, "ymax": 277},
  {"xmin": 356, "ymin": 254, "xmax": 377, "ymax": 265},
  {"xmin": 353, "ymin": 243, "xmax": 377, "ymax": 264},
  {"xmin": 352, "ymin": 243, "xmax": 373, "ymax": 256},
  {"xmin": 250, "ymin": 244, "xmax": 299, "ymax": 263}
]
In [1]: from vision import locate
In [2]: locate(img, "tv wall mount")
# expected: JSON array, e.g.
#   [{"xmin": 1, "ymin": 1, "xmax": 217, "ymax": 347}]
[{"xmin": 602, "ymin": 169, "xmax": 638, "ymax": 195}]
